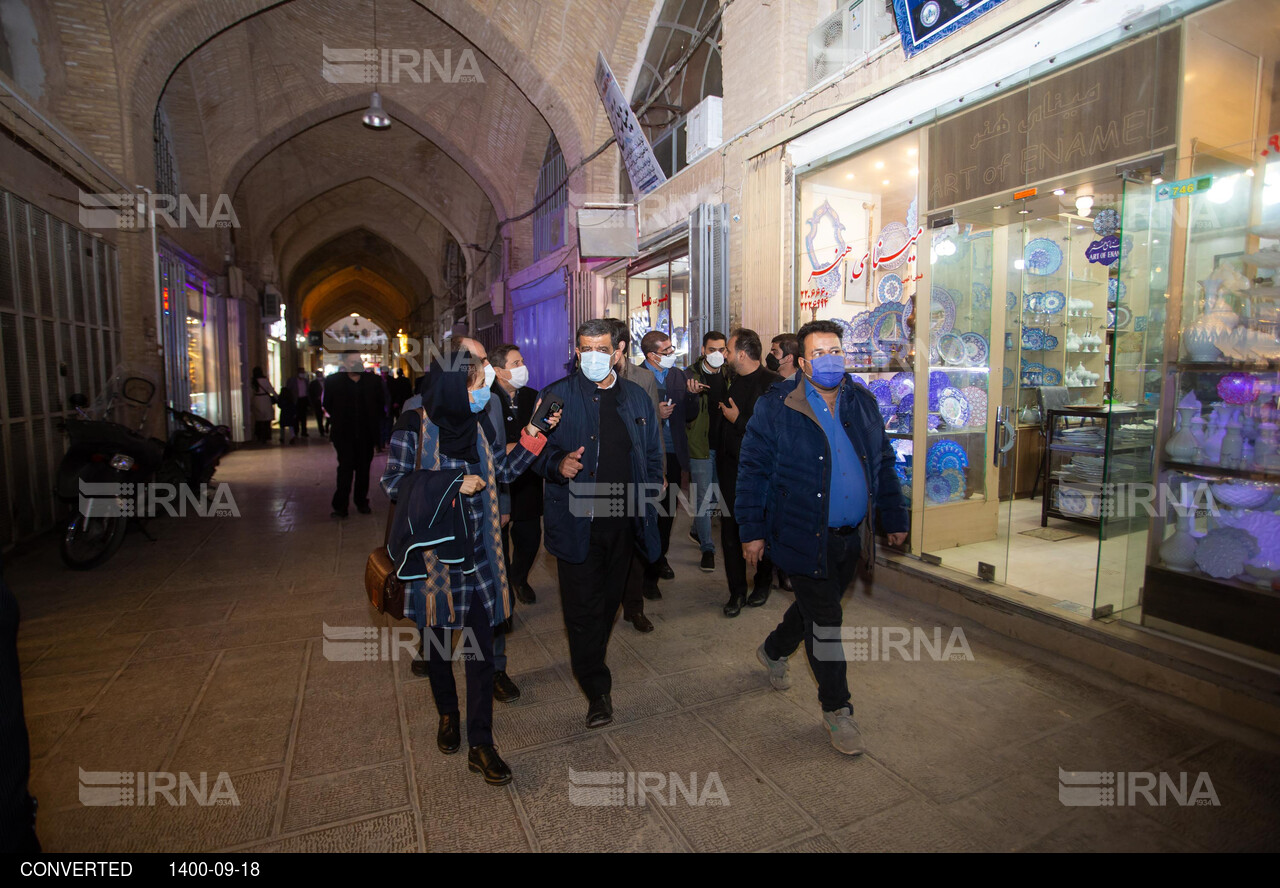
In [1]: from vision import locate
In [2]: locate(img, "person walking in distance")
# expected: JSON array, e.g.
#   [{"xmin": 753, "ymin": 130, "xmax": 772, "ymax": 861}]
[
  {"xmin": 767, "ymin": 333, "xmax": 800, "ymax": 381},
  {"xmin": 381, "ymin": 343, "xmax": 557, "ymax": 786},
  {"xmin": 490, "ymin": 345, "xmax": 543, "ymax": 606},
  {"xmin": 738, "ymin": 320, "xmax": 909, "ymax": 755},
  {"xmin": 290, "ymin": 368, "xmax": 311, "ymax": 437},
  {"xmin": 389, "ymin": 368, "xmax": 413, "ymax": 426},
  {"xmin": 685, "ymin": 331, "xmax": 730, "ymax": 572},
  {"xmin": 604, "ymin": 317, "xmax": 663, "ymax": 633},
  {"xmin": 534, "ymin": 319, "xmax": 663, "ymax": 727},
  {"xmin": 308, "ymin": 372, "xmax": 326, "ymax": 436},
  {"xmin": 323, "ymin": 351, "xmax": 384, "ymax": 517},
  {"xmin": 716, "ymin": 329, "xmax": 781, "ymax": 617},
  {"xmin": 249, "ymin": 366, "xmax": 276, "ymax": 444},
  {"xmin": 637, "ymin": 331, "xmax": 700, "ymax": 600}
]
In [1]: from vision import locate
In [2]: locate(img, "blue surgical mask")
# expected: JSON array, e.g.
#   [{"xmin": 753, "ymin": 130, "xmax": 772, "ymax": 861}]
[
  {"xmin": 807, "ymin": 354, "xmax": 846, "ymax": 389},
  {"xmin": 469, "ymin": 385, "xmax": 491, "ymax": 413},
  {"xmin": 580, "ymin": 350, "xmax": 613, "ymax": 383}
]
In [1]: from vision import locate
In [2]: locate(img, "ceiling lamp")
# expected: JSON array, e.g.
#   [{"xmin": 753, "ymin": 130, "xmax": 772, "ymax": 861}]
[{"xmin": 362, "ymin": 91, "xmax": 390, "ymax": 129}]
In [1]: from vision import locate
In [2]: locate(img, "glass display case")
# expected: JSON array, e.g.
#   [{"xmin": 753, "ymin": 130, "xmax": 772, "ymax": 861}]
[{"xmin": 1042, "ymin": 405, "xmax": 1157, "ymax": 536}]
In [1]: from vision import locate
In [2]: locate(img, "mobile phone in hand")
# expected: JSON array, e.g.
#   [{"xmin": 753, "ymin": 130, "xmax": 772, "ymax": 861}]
[{"xmin": 530, "ymin": 394, "xmax": 564, "ymax": 432}]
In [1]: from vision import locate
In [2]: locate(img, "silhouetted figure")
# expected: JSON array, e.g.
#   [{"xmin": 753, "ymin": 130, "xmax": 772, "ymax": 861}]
[{"xmin": 323, "ymin": 352, "xmax": 384, "ymax": 517}]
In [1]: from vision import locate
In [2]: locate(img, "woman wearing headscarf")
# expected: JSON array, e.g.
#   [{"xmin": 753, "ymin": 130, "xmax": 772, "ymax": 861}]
[
  {"xmin": 249, "ymin": 367, "xmax": 276, "ymax": 444},
  {"xmin": 380, "ymin": 343, "xmax": 556, "ymax": 786}
]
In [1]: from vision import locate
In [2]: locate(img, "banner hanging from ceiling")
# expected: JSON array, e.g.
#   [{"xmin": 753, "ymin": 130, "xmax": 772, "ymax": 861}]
[
  {"xmin": 891, "ymin": 0, "xmax": 1011, "ymax": 58},
  {"xmin": 595, "ymin": 52, "xmax": 668, "ymax": 196}
]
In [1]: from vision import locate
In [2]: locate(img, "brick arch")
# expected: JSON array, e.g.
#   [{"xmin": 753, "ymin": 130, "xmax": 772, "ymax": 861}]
[{"xmin": 301, "ymin": 266, "xmax": 413, "ymax": 336}]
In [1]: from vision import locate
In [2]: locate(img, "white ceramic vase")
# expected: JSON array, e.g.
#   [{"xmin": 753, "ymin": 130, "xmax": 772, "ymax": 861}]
[
  {"xmin": 1165, "ymin": 406, "xmax": 1202, "ymax": 461},
  {"xmin": 1158, "ymin": 513, "xmax": 1200, "ymax": 571}
]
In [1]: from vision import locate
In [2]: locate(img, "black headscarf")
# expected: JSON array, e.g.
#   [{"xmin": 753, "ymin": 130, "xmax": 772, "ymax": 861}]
[{"xmin": 419, "ymin": 343, "xmax": 481, "ymax": 462}]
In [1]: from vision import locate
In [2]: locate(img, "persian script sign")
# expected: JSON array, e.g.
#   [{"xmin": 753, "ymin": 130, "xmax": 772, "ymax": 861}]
[{"xmin": 928, "ymin": 30, "xmax": 1179, "ymax": 207}]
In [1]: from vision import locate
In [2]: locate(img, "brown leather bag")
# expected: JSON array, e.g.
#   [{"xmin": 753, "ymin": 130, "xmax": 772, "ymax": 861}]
[{"xmin": 365, "ymin": 410, "xmax": 427, "ymax": 619}]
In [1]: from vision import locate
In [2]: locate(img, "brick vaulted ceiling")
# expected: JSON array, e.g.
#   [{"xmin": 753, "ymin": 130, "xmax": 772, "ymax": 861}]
[{"xmin": 18, "ymin": 0, "xmax": 660, "ymax": 336}]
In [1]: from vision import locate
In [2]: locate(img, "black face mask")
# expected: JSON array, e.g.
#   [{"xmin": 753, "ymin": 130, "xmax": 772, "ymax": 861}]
[{"xmin": 764, "ymin": 353, "xmax": 781, "ymax": 372}]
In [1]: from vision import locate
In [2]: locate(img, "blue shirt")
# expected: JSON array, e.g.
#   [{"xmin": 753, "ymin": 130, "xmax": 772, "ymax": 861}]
[
  {"xmin": 646, "ymin": 363, "xmax": 675, "ymax": 453},
  {"xmin": 805, "ymin": 378, "xmax": 868, "ymax": 528}
]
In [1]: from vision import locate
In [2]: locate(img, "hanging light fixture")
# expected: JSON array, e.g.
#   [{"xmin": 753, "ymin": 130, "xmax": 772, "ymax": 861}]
[{"xmin": 361, "ymin": 1, "xmax": 390, "ymax": 130}]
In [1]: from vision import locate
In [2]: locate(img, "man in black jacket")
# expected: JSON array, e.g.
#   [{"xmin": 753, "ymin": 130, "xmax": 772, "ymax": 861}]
[
  {"xmin": 308, "ymin": 373, "xmax": 326, "ymax": 436},
  {"xmin": 716, "ymin": 328, "xmax": 781, "ymax": 617},
  {"xmin": 323, "ymin": 351, "xmax": 385, "ymax": 517},
  {"xmin": 0, "ymin": 555, "xmax": 39, "ymax": 853},
  {"xmin": 491, "ymin": 344, "xmax": 543, "ymax": 605},
  {"xmin": 637, "ymin": 330, "xmax": 700, "ymax": 599}
]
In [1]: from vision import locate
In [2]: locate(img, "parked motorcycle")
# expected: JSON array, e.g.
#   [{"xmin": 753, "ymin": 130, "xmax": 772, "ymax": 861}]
[{"xmin": 55, "ymin": 369, "xmax": 232, "ymax": 570}]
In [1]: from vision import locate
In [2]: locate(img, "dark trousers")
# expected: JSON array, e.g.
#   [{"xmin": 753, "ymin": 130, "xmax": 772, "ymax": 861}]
[
  {"xmin": 314, "ymin": 403, "xmax": 327, "ymax": 435},
  {"xmin": 764, "ymin": 527, "xmax": 862, "ymax": 713},
  {"xmin": 296, "ymin": 397, "xmax": 310, "ymax": 435},
  {"xmin": 722, "ymin": 510, "xmax": 773, "ymax": 598},
  {"xmin": 332, "ymin": 441, "xmax": 373, "ymax": 512},
  {"xmin": 556, "ymin": 518, "xmax": 633, "ymax": 699},
  {"xmin": 642, "ymin": 452, "xmax": 682, "ymax": 584},
  {"xmin": 501, "ymin": 517, "xmax": 542, "ymax": 589},
  {"xmin": 423, "ymin": 604, "xmax": 496, "ymax": 747},
  {"xmin": 0, "ymin": 558, "xmax": 40, "ymax": 853}
]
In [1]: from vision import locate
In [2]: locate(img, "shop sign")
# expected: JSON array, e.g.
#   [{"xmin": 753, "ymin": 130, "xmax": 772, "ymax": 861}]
[
  {"xmin": 1155, "ymin": 175, "xmax": 1213, "ymax": 202},
  {"xmin": 928, "ymin": 30, "xmax": 1179, "ymax": 207},
  {"xmin": 892, "ymin": 0, "xmax": 1011, "ymax": 59},
  {"xmin": 595, "ymin": 52, "xmax": 667, "ymax": 196},
  {"xmin": 1085, "ymin": 235, "xmax": 1121, "ymax": 266}
]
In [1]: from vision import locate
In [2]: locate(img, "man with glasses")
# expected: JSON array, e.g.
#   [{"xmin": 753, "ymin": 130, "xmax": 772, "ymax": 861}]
[
  {"xmin": 534, "ymin": 319, "xmax": 663, "ymax": 728},
  {"xmin": 716, "ymin": 329, "xmax": 781, "ymax": 617},
  {"xmin": 685, "ymin": 331, "xmax": 730, "ymax": 572},
  {"xmin": 736, "ymin": 320, "xmax": 909, "ymax": 755},
  {"xmin": 638, "ymin": 330, "xmax": 700, "ymax": 602}
]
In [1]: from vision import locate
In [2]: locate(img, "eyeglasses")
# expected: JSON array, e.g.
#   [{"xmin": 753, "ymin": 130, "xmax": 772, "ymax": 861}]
[{"xmin": 653, "ymin": 346, "xmax": 675, "ymax": 356}]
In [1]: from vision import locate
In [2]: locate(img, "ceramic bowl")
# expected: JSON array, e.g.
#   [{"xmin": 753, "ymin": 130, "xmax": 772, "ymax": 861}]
[{"xmin": 1212, "ymin": 482, "xmax": 1274, "ymax": 510}]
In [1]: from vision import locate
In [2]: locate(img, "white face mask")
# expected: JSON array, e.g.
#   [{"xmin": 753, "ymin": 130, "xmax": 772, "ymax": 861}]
[
  {"xmin": 658, "ymin": 353, "xmax": 677, "ymax": 369},
  {"xmin": 508, "ymin": 365, "xmax": 529, "ymax": 389},
  {"xmin": 483, "ymin": 363, "xmax": 496, "ymax": 388},
  {"xmin": 705, "ymin": 351, "xmax": 725, "ymax": 369}
]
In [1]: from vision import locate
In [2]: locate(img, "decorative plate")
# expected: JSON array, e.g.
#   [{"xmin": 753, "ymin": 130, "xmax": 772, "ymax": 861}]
[
  {"xmin": 891, "ymin": 438, "xmax": 913, "ymax": 462},
  {"xmin": 906, "ymin": 198, "xmax": 918, "ymax": 236},
  {"xmin": 851, "ymin": 311, "xmax": 874, "ymax": 343},
  {"xmin": 872, "ymin": 309, "xmax": 909, "ymax": 350},
  {"xmin": 1042, "ymin": 334, "xmax": 1059, "ymax": 350},
  {"xmin": 1006, "ymin": 290, "xmax": 1017, "ymax": 312},
  {"xmin": 961, "ymin": 386, "xmax": 987, "ymax": 425},
  {"xmin": 1024, "ymin": 292, "xmax": 1044, "ymax": 313},
  {"xmin": 938, "ymin": 332, "xmax": 966, "ymax": 365},
  {"xmin": 1093, "ymin": 208, "xmax": 1121, "ymax": 237},
  {"xmin": 960, "ymin": 332, "xmax": 989, "ymax": 367},
  {"xmin": 972, "ymin": 282, "xmax": 991, "ymax": 310},
  {"xmin": 868, "ymin": 379, "xmax": 893, "ymax": 407},
  {"xmin": 1041, "ymin": 290, "xmax": 1066, "ymax": 314},
  {"xmin": 941, "ymin": 467, "xmax": 966, "ymax": 499},
  {"xmin": 1021, "ymin": 327, "xmax": 1045, "ymax": 350},
  {"xmin": 889, "ymin": 371, "xmax": 914, "ymax": 403},
  {"xmin": 928, "ymin": 414, "xmax": 943, "ymax": 431},
  {"xmin": 1058, "ymin": 487, "xmax": 1088, "ymax": 515},
  {"xmin": 926, "ymin": 474, "xmax": 954, "ymax": 504},
  {"xmin": 1024, "ymin": 237, "xmax": 1063, "ymax": 276},
  {"xmin": 1194, "ymin": 527, "xmax": 1260, "ymax": 579},
  {"xmin": 1108, "ymin": 279, "xmax": 1127, "ymax": 304},
  {"xmin": 926, "ymin": 439, "xmax": 969, "ymax": 474},
  {"xmin": 1107, "ymin": 308, "xmax": 1117, "ymax": 329},
  {"xmin": 936, "ymin": 387, "xmax": 971, "ymax": 427},
  {"xmin": 832, "ymin": 318, "xmax": 859, "ymax": 357},
  {"xmin": 1003, "ymin": 367, "xmax": 1014, "ymax": 388},
  {"xmin": 930, "ymin": 286, "xmax": 957, "ymax": 336},
  {"xmin": 1134, "ymin": 316, "xmax": 1147, "ymax": 332},
  {"xmin": 658, "ymin": 307, "xmax": 671, "ymax": 333},
  {"xmin": 877, "ymin": 222, "xmax": 912, "ymax": 271},
  {"xmin": 928, "ymin": 371, "xmax": 951, "ymax": 411},
  {"xmin": 878, "ymin": 273, "xmax": 905, "ymax": 303},
  {"xmin": 673, "ymin": 326, "xmax": 689, "ymax": 352},
  {"xmin": 1115, "ymin": 306, "xmax": 1132, "ymax": 329},
  {"xmin": 1043, "ymin": 367, "xmax": 1062, "ymax": 386}
]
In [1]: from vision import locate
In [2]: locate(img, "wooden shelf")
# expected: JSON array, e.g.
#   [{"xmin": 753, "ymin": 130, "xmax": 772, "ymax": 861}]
[
  {"xmin": 1162, "ymin": 460, "xmax": 1280, "ymax": 483},
  {"xmin": 1174, "ymin": 360, "xmax": 1280, "ymax": 372}
]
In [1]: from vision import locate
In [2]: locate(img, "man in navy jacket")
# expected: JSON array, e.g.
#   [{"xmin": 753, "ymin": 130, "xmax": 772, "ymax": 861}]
[
  {"xmin": 736, "ymin": 320, "xmax": 909, "ymax": 755},
  {"xmin": 534, "ymin": 319, "xmax": 663, "ymax": 729}
]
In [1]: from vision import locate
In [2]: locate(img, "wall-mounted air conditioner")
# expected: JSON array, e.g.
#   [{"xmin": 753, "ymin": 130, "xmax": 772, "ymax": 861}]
[
  {"xmin": 686, "ymin": 96, "xmax": 723, "ymax": 165},
  {"xmin": 806, "ymin": 0, "xmax": 898, "ymax": 88},
  {"xmin": 261, "ymin": 284, "xmax": 282, "ymax": 322}
]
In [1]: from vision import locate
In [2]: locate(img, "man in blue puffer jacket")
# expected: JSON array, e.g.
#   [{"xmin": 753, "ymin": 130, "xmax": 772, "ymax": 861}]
[
  {"xmin": 533, "ymin": 319, "xmax": 663, "ymax": 730},
  {"xmin": 736, "ymin": 320, "xmax": 909, "ymax": 755}
]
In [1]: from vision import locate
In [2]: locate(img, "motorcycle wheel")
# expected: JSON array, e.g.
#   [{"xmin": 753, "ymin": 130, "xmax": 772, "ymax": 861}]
[{"xmin": 59, "ymin": 512, "xmax": 128, "ymax": 570}]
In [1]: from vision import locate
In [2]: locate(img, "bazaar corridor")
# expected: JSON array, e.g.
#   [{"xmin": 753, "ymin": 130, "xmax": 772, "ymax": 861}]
[{"xmin": 6, "ymin": 441, "xmax": 1279, "ymax": 853}]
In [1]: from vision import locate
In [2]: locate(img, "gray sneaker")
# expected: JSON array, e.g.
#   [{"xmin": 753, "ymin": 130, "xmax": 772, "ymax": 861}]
[
  {"xmin": 756, "ymin": 643, "xmax": 791, "ymax": 690},
  {"xmin": 823, "ymin": 705, "xmax": 865, "ymax": 755}
]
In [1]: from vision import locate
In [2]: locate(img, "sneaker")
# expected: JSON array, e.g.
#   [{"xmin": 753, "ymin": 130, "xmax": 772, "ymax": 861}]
[
  {"xmin": 700, "ymin": 551, "xmax": 715, "ymax": 572},
  {"xmin": 756, "ymin": 643, "xmax": 790, "ymax": 690},
  {"xmin": 822, "ymin": 705, "xmax": 865, "ymax": 756}
]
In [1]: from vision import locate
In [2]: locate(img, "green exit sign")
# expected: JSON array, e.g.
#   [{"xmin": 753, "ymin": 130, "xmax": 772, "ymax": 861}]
[{"xmin": 1155, "ymin": 175, "xmax": 1213, "ymax": 202}]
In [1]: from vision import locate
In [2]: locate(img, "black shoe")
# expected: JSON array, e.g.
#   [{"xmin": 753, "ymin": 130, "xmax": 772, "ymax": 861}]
[
  {"xmin": 410, "ymin": 649, "xmax": 430, "ymax": 677},
  {"xmin": 658, "ymin": 557, "xmax": 675, "ymax": 580},
  {"xmin": 747, "ymin": 585, "xmax": 770, "ymax": 607},
  {"xmin": 586, "ymin": 694, "xmax": 613, "ymax": 728},
  {"xmin": 330, "ymin": 509, "xmax": 348, "ymax": 519},
  {"xmin": 778, "ymin": 573, "xmax": 793, "ymax": 592},
  {"xmin": 516, "ymin": 583, "xmax": 536, "ymax": 604},
  {"xmin": 467, "ymin": 744, "xmax": 513, "ymax": 785},
  {"xmin": 688, "ymin": 529, "xmax": 701, "ymax": 545},
  {"xmin": 493, "ymin": 670, "xmax": 521, "ymax": 703},
  {"xmin": 642, "ymin": 582, "xmax": 663, "ymax": 601},
  {"xmin": 626, "ymin": 611, "xmax": 654, "ymax": 633},
  {"xmin": 700, "ymin": 551, "xmax": 715, "ymax": 572},
  {"xmin": 723, "ymin": 595, "xmax": 745, "ymax": 618},
  {"xmin": 437, "ymin": 713, "xmax": 461, "ymax": 754},
  {"xmin": 356, "ymin": 503, "xmax": 372, "ymax": 514}
]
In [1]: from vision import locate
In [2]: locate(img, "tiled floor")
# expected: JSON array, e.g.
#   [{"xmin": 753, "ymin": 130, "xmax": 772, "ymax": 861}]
[{"xmin": 8, "ymin": 439, "xmax": 1280, "ymax": 852}]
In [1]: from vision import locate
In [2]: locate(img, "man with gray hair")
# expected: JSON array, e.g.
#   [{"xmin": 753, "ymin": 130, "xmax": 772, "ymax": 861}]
[{"xmin": 534, "ymin": 319, "xmax": 664, "ymax": 728}]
